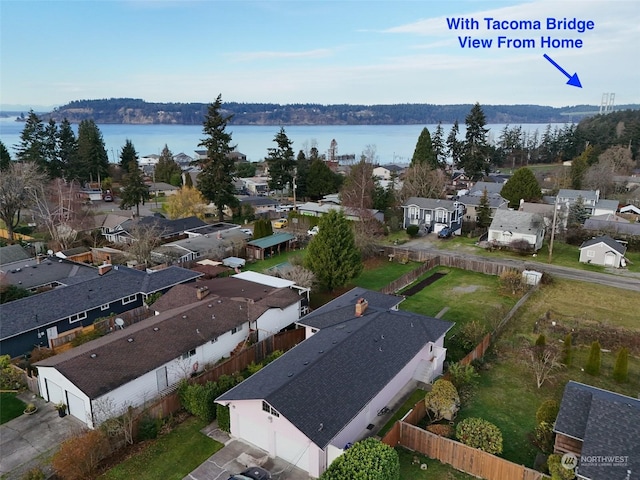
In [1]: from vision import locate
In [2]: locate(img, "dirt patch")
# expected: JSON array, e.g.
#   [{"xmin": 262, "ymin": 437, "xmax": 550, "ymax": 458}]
[
  {"xmin": 452, "ymin": 285, "xmax": 480, "ymax": 294},
  {"xmin": 402, "ymin": 272, "xmax": 447, "ymax": 296}
]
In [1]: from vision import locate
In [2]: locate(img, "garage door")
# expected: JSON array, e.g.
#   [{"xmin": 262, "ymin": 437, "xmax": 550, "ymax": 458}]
[
  {"xmin": 605, "ymin": 253, "xmax": 615, "ymax": 266},
  {"xmin": 67, "ymin": 391, "xmax": 85, "ymax": 422},
  {"xmin": 240, "ymin": 416, "xmax": 269, "ymax": 453},
  {"xmin": 275, "ymin": 432, "xmax": 309, "ymax": 472},
  {"xmin": 45, "ymin": 379, "xmax": 64, "ymax": 404}
]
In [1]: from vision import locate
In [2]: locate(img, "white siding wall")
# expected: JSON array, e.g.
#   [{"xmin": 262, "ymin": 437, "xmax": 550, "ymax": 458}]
[
  {"xmin": 37, "ymin": 366, "xmax": 93, "ymax": 425},
  {"xmin": 256, "ymin": 302, "xmax": 300, "ymax": 337}
]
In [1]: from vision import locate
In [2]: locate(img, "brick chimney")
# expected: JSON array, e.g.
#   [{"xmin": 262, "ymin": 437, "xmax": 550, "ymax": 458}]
[
  {"xmin": 196, "ymin": 286, "xmax": 210, "ymax": 300},
  {"xmin": 98, "ymin": 264, "xmax": 112, "ymax": 275},
  {"xmin": 355, "ymin": 297, "xmax": 368, "ymax": 317}
]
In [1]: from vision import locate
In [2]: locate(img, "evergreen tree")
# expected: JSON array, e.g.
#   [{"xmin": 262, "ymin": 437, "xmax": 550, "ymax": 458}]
[
  {"xmin": 184, "ymin": 171, "xmax": 194, "ymax": 188},
  {"xmin": 567, "ymin": 196, "xmax": 589, "ymax": 227},
  {"xmin": 75, "ymin": 119, "xmax": 109, "ymax": 184},
  {"xmin": 196, "ymin": 94, "xmax": 238, "ymax": 222},
  {"xmin": 584, "ymin": 341, "xmax": 601, "ymax": 376},
  {"xmin": 476, "ymin": 188, "xmax": 493, "ymax": 229},
  {"xmin": 561, "ymin": 333, "xmax": 573, "ymax": 366},
  {"xmin": 119, "ymin": 139, "xmax": 138, "ymax": 170},
  {"xmin": 57, "ymin": 118, "xmax": 78, "ymax": 180},
  {"xmin": 446, "ymin": 120, "xmax": 463, "ymax": 167},
  {"xmin": 304, "ymin": 210, "xmax": 362, "ymax": 292},
  {"xmin": 295, "ymin": 150, "xmax": 310, "ymax": 200},
  {"xmin": 612, "ymin": 347, "xmax": 628, "ymax": 383},
  {"xmin": 15, "ymin": 110, "xmax": 46, "ymax": 169},
  {"xmin": 460, "ymin": 103, "xmax": 490, "ymax": 179},
  {"xmin": 570, "ymin": 146, "xmax": 591, "ymax": 189},
  {"xmin": 154, "ymin": 144, "xmax": 181, "ymax": 184},
  {"xmin": 500, "ymin": 167, "xmax": 542, "ymax": 208},
  {"xmin": 432, "ymin": 121, "xmax": 446, "ymax": 168},
  {"xmin": 411, "ymin": 127, "xmax": 437, "ymax": 168},
  {"xmin": 119, "ymin": 160, "xmax": 149, "ymax": 217},
  {"xmin": 43, "ymin": 118, "xmax": 63, "ymax": 178},
  {"xmin": 266, "ymin": 127, "xmax": 296, "ymax": 194},
  {"xmin": 0, "ymin": 141, "xmax": 11, "ymax": 172},
  {"xmin": 307, "ymin": 159, "xmax": 342, "ymax": 200},
  {"xmin": 253, "ymin": 218, "xmax": 273, "ymax": 240}
]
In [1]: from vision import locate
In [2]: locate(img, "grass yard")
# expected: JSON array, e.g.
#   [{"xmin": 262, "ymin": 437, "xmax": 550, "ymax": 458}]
[
  {"xmin": 98, "ymin": 416, "xmax": 223, "ymax": 480},
  {"xmin": 353, "ymin": 257, "xmax": 421, "ymax": 291},
  {"xmin": 0, "ymin": 392, "xmax": 26, "ymax": 424},
  {"xmin": 397, "ymin": 447, "xmax": 477, "ymax": 480}
]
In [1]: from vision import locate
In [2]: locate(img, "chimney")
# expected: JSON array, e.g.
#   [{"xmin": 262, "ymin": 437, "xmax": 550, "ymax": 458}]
[
  {"xmin": 355, "ymin": 298, "xmax": 368, "ymax": 317},
  {"xmin": 36, "ymin": 254, "xmax": 43, "ymax": 265},
  {"xmin": 196, "ymin": 286, "xmax": 210, "ymax": 300},
  {"xmin": 98, "ymin": 264, "xmax": 112, "ymax": 275}
]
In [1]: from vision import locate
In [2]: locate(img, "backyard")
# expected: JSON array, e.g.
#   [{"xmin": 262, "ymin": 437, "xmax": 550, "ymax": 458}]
[{"xmin": 0, "ymin": 392, "xmax": 25, "ymax": 424}]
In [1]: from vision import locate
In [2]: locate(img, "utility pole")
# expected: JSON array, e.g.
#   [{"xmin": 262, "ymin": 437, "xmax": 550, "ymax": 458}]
[{"xmin": 548, "ymin": 196, "xmax": 559, "ymax": 263}]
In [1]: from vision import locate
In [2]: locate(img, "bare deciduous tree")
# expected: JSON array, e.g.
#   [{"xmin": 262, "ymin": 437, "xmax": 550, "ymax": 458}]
[
  {"xmin": 125, "ymin": 222, "xmax": 163, "ymax": 267},
  {"xmin": 399, "ymin": 163, "xmax": 447, "ymax": 203},
  {"xmin": 522, "ymin": 341, "xmax": 561, "ymax": 389},
  {"xmin": 0, "ymin": 162, "xmax": 44, "ymax": 243},
  {"xmin": 91, "ymin": 396, "xmax": 136, "ymax": 445},
  {"xmin": 273, "ymin": 264, "xmax": 316, "ymax": 289},
  {"xmin": 584, "ymin": 146, "xmax": 635, "ymax": 197}
]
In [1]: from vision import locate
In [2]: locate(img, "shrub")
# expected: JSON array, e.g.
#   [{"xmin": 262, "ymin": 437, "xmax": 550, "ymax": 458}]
[
  {"xmin": 216, "ymin": 404, "xmax": 230, "ymax": 432},
  {"xmin": 21, "ymin": 468, "xmax": 45, "ymax": 480},
  {"xmin": 70, "ymin": 329, "xmax": 103, "ymax": 347},
  {"xmin": 536, "ymin": 399, "xmax": 560, "ymax": 425},
  {"xmin": 455, "ymin": 417, "xmax": 503, "ymax": 455},
  {"xmin": 613, "ymin": 347, "xmax": 629, "ymax": 383},
  {"xmin": 137, "ymin": 415, "xmax": 161, "ymax": 441},
  {"xmin": 561, "ymin": 334, "xmax": 573, "ymax": 366},
  {"xmin": 426, "ymin": 423, "xmax": 455, "ymax": 438},
  {"xmin": 584, "ymin": 341, "xmax": 601, "ymax": 376},
  {"xmin": 510, "ymin": 238, "xmax": 534, "ymax": 255},
  {"xmin": 319, "ymin": 438, "xmax": 399, "ymax": 480},
  {"xmin": 52, "ymin": 429, "xmax": 110, "ymax": 480},
  {"xmin": 246, "ymin": 361, "xmax": 263, "ymax": 375},
  {"xmin": 456, "ymin": 320, "xmax": 488, "ymax": 352},
  {"xmin": 406, "ymin": 225, "xmax": 419, "ymax": 237},
  {"xmin": 179, "ymin": 382, "xmax": 218, "ymax": 422},
  {"xmin": 447, "ymin": 362, "xmax": 479, "ymax": 391},
  {"xmin": 548, "ymin": 453, "xmax": 576, "ymax": 479},
  {"xmin": 499, "ymin": 269, "xmax": 525, "ymax": 295},
  {"xmin": 424, "ymin": 379, "xmax": 460, "ymax": 422},
  {"xmin": 0, "ymin": 355, "xmax": 23, "ymax": 390},
  {"xmin": 533, "ymin": 421, "xmax": 555, "ymax": 453}
]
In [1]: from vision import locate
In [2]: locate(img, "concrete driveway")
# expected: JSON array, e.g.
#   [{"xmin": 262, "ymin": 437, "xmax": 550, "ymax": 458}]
[
  {"xmin": 185, "ymin": 424, "xmax": 311, "ymax": 480},
  {"xmin": 0, "ymin": 392, "xmax": 84, "ymax": 480}
]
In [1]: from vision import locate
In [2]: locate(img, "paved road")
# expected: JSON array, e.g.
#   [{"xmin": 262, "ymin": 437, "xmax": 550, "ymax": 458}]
[{"xmin": 397, "ymin": 238, "xmax": 640, "ymax": 292}]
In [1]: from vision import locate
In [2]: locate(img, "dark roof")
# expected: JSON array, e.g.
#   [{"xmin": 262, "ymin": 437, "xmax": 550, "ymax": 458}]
[
  {"xmin": 457, "ymin": 194, "xmax": 507, "ymax": 209},
  {"xmin": 579, "ymin": 235, "xmax": 627, "ymax": 255},
  {"xmin": 237, "ymin": 196, "xmax": 280, "ymax": 207},
  {"xmin": 298, "ymin": 287, "xmax": 403, "ymax": 329},
  {"xmin": 554, "ymin": 381, "xmax": 640, "ymax": 480},
  {"xmin": 0, "ymin": 245, "xmax": 31, "ymax": 266},
  {"xmin": 0, "ymin": 256, "xmax": 99, "ymax": 289},
  {"xmin": 121, "ymin": 216, "xmax": 207, "ymax": 237},
  {"xmin": 218, "ymin": 289, "xmax": 453, "ymax": 448},
  {"xmin": 584, "ymin": 218, "xmax": 640, "ymax": 236},
  {"xmin": 247, "ymin": 233, "xmax": 295, "ymax": 249},
  {"xmin": 0, "ymin": 266, "xmax": 201, "ymax": 340}
]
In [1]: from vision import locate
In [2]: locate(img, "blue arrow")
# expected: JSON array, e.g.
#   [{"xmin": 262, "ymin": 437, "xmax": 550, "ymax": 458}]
[{"xmin": 543, "ymin": 54, "xmax": 582, "ymax": 88}]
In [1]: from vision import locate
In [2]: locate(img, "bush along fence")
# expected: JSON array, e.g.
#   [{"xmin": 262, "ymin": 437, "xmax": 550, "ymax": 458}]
[{"xmin": 381, "ymin": 400, "xmax": 550, "ymax": 480}]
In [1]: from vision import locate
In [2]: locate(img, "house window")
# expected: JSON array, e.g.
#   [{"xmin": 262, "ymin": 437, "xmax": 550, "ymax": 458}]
[
  {"xmin": 68, "ymin": 311, "xmax": 87, "ymax": 323},
  {"xmin": 231, "ymin": 325, "xmax": 242, "ymax": 334},
  {"xmin": 122, "ymin": 294, "xmax": 137, "ymax": 305},
  {"xmin": 211, "ymin": 337, "xmax": 218, "ymax": 344},
  {"xmin": 587, "ymin": 250, "xmax": 595, "ymax": 258},
  {"xmin": 181, "ymin": 349, "xmax": 196, "ymax": 360},
  {"xmin": 408, "ymin": 206, "xmax": 419, "ymax": 220},
  {"xmin": 100, "ymin": 303, "xmax": 110, "ymax": 311},
  {"xmin": 262, "ymin": 401, "xmax": 280, "ymax": 417},
  {"xmin": 311, "ymin": 328, "xmax": 318, "ymax": 334}
]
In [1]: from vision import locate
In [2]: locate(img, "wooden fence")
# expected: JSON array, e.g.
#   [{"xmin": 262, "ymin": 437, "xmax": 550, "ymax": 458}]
[
  {"xmin": 380, "ymin": 258, "xmax": 438, "ymax": 294},
  {"xmin": 382, "ymin": 400, "xmax": 549, "ymax": 480},
  {"xmin": 459, "ymin": 333, "xmax": 492, "ymax": 366}
]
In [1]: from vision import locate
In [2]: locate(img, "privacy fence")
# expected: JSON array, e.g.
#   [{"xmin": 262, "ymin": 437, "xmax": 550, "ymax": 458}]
[{"xmin": 381, "ymin": 400, "xmax": 549, "ymax": 480}]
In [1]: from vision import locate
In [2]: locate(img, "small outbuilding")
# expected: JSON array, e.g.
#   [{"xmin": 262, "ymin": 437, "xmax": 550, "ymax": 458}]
[{"xmin": 579, "ymin": 235, "xmax": 627, "ymax": 268}]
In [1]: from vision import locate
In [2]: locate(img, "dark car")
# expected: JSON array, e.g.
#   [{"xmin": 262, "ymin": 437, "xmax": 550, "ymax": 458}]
[
  {"xmin": 438, "ymin": 227, "xmax": 453, "ymax": 238},
  {"xmin": 228, "ymin": 467, "xmax": 271, "ymax": 480}
]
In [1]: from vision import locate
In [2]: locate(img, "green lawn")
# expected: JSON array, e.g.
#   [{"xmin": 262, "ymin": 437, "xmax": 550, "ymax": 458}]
[
  {"xmin": 99, "ymin": 416, "xmax": 223, "ymax": 480},
  {"xmin": 0, "ymin": 392, "xmax": 26, "ymax": 424},
  {"xmin": 353, "ymin": 258, "xmax": 421, "ymax": 291},
  {"xmin": 397, "ymin": 447, "xmax": 477, "ymax": 480},
  {"xmin": 379, "ymin": 388, "xmax": 427, "ymax": 437}
]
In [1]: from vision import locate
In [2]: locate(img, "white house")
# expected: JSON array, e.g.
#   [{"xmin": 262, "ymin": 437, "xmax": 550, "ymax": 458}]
[
  {"xmin": 488, "ymin": 209, "xmax": 545, "ymax": 251},
  {"xmin": 579, "ymin": 235, "xmax": 627, "ymax": 268},
  {"xmin": 35, "ymin": 274, "xmax": 305, "ymax": 428},
  {"xmin": 216, "ymin": 288, "xmax": 453, "ymax": 478}
]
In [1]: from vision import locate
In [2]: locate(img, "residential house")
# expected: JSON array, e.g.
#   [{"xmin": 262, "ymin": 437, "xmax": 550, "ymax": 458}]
[
  {"xmin": 242, "ymin": 177, "xmax": 270, "ymax": 196},
  {"xmin": 152, "ymin": 228, "xmax": 250, "ymax": 264},
  {"xmin": 457, "ymin": 194, "xmax": 508, "ymax": 224},
  {"xmin": 554, "ymin": 381, "xmax": 639, "ymax": 480},
  {"xmin": 246, "ymin": 233, "xmax": 297, "ymax": 261},
  {"xmin": 147, "ymin": 182, "xmax": 179, "ymax": 197},
  {"xmin": 373, "ymin": 164, "xmax": 405, "ymax": 181},
  {"xmin": 216, "ymin": 287, "xmax": 453, "ymax": 478},
  {"xmin": 402, "ymin": 197, "xmax": 465, "ymax": 234},
  {"xmin": 0, "ymin": 265, "xmax": 201, "ymax": 358},
  {"xmin": 99, "ymin": 213, "xmax": 135, "ymax": 243},
  {"xmin": 173, "ymin": 152, "xmax": 193, "ymax": 167},
  {"xmin": 296, "ymin": 202, "xmax": 384, "ymax": 222},
  {"xmin": 579, "ymin": 235, "xmax": 627, "ymax": 268},
  {"xmin": 488, "ymin": 209, "xmax": 545, "ymax": 251},
  {"xmin": 620, "ymin": 204, "xmax": 640, "ymax": 215},
  {"xmin": 139, "ymin": 154, "xmax": 160, "ymax": 167},
  {"xmin": 0, "ymin": 245, "xmax": 31, "ymax": 266},
  {"xmin": 103, "ymin": 216, "xmax": 208, "ymax": 244},
  {"xmin": 583, "ymin": 215, "xmax": 640, "ymax": 237},
  {"xmin": 0, "ymin": 255, "xmax": 99, "ymax": 292},
  {"xmin": 553, "ymin": 189, "xmax": 619, "ymax": 217},
  {"xmin": 466, "ymin": 181, "xmax": 505, "ymax": 197}
]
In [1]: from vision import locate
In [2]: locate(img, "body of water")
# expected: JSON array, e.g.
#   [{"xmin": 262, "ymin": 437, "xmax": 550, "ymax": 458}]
[{"xmin": 0, "ymin": 117, "xmax": 562, "ymax": 165}]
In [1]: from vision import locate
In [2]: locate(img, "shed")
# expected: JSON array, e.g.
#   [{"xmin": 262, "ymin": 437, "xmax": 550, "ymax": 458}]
[{"xmin": 246, "ymin": 233, "xmax": 296, "ymax": 261}]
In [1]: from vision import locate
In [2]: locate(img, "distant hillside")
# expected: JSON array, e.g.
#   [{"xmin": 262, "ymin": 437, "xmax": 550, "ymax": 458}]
[{"xmin": 43, "ymin": 98, "xmax": 640, "ymax": 125}]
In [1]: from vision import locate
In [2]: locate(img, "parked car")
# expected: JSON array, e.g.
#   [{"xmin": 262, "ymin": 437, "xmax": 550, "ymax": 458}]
[
  {"xmin": 438, "ymin": 227, "xmax": 453, "ymax": 238},
  {"xmin": 273, "ymin": 218, "xmax": 288, "ymax": 229},
  {"xmin": 103, "ymin": 192, "xmax": 113, "ymax": 202},
  {"xmin": 228, "ymin": 467, "xmax": 271, "ymax": 480},
  {"xmin": 307, "ymin": 225, "xmax": 319, "ymax": 236},
  {"xmin": 240, "ymin": 228, "xmax": 253, "ymax": 237}
]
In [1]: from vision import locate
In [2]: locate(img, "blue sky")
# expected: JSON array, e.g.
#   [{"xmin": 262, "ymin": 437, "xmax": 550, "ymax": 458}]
[{"xmin": 1, "ymin": 0, "xmax": 638, "ymax": 109}]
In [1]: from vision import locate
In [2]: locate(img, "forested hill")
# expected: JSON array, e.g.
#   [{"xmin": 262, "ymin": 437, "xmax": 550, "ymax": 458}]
[{"xmin": 44, "ymin": 98, "xmax": 640, "ymax": 125}]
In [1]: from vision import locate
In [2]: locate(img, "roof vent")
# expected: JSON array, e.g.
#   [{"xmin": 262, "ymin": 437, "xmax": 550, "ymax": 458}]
[
  {"xmin": 182, "ymin": 315, "xmax": 187, "ymax": 319},
  {"xmin": 127, "ymin": 338, "xmax": 134, "ymax": 343},
  {"xmin": 90, "ymin": 353, "xmax": 97, "ymax": 358},
  {"xmin": 287, "ymin": 372, "xmax": 293, "ymax": 377},
  {"xmin": 153, "ymin": 327, "xmax": 159, "ymax": 331},
  {"xmin": 303, "ymin": 361, "xmax": 309, "ymax": 365}
]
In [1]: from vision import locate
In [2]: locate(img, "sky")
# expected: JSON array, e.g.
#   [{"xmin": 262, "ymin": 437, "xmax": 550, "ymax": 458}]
[{"xmin": 1, "ymin": 0, "xmax": 639, "ymax": 109}]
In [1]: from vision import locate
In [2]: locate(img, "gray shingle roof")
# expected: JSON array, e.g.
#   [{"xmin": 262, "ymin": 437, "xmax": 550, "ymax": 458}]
[
  {"xmin": 579, "ymin": 235, "xmax": 627, "ymax": 255},
  {"xmin": 0, "ymin": 245, "xmax": 31, "ymax": 266},
  {"xmin": 218, "ymin": 290, "xmax": 453, "ymax": 448},
  {"xmin": 468, "ymin": 181, "xmax": 504, "ymax": 196},
  {"xmin": 554, "ymin": 381, "xmax": 640, "ymax": 480},
  {"xmin": 584, "ymin": 218, "xmax": 640, "ymax": 236},
  {"xmin": 457, "ymin": 195, "xmax": 507, "ymax": 209},
  {"xmin": 0, "ymin": 266, "xmax": 201, "ymax": 340},
  {"xmin": 404, "ymin": 197, "xmax": 459, "ymax": 211},
  {"xmin": 0, "ymin": 256, "xmax": 99, "ymax": 289},
  {"xmin": 489, "ymin": 209, "xmax": 544, "ymax": 233},
  {"xmin": 121, "ymin": 216, "xmax": 207, "ymax": 238}
]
